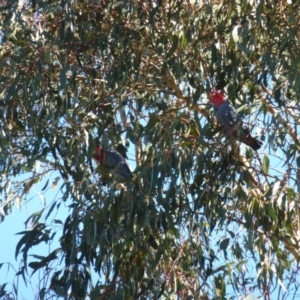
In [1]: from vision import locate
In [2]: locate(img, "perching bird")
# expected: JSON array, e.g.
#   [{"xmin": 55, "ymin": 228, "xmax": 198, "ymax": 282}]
[
  {"xmin": 93, "ymin": 146, "xmax": 133, "ymax": 179},
  {"xmin": 209, "ymin": 90, "xmax": 262, "ymax": 150}
]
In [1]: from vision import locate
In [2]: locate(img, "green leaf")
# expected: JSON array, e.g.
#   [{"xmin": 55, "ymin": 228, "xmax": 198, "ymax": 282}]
[
  {"xmin": 41, "ymin": 179, "xmax": 49, "ymax": 191},
  {"xmin": 0, "ymin": 283, "xmax": 7, "ymax": 297},
  {"xmin": 236, "ymin": 103, "xmax": 248, "ymax": 113},
  {"xmin": 296, "ymin": 155, "xmax": 300, "ymax": 168},
  {"xmin": 262, "ymin": 155, "xmax": 269, "ymax": 174},
  {"xmin": 29, "ymin": 248, "xmax": 60, "ymax": 275},
  {"xmin": 45, "ymin": 201, "xmax": 57, "ymax": 221},
  {"xmin": 266, "ymin": 204, "xmax": 278, "ymax": 231}
]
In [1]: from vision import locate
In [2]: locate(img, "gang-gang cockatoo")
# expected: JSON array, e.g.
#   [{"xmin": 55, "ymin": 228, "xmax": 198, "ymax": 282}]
[
  {"xmin": 93, "ymin": 146, "xmax": 133, "ymax": 179},
  {"xmin": 209, "ymin": 90, "xmax": 262, "ymax": 150}
]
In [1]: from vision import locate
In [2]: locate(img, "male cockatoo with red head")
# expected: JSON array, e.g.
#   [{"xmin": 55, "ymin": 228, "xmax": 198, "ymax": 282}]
[
  {"xmin": 209, "ymin": 90, "xmax": 262, "ymax": 150},
  {"xmin": 93, "ymin": 146, "xmax": 133, "ymax": 179}
]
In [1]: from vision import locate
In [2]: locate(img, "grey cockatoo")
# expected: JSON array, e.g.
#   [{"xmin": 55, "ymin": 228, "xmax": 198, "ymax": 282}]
[
  {"xmin": 209, "ymin": 90, "xmax": 262, "ymax": 150},
  {"xmin": 93, "ymin": 146, "xmax": 133, "ymax": 179}
]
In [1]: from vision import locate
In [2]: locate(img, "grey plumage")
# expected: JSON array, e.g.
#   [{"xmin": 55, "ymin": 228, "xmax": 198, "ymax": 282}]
[
  {"xmin": 94, "ymin": 147, "xmax": 133, "ymax": 179},
  {"xmin": 210, "ymin": 90, "xmax": 262, "ymax": 150}
]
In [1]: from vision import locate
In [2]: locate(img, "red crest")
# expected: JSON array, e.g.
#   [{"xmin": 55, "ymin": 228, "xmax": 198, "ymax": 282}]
[
  {"xmin": 210, "ymin": 89, "xmax": 226, "ymax": 106},
  {"xmin": 93, "ymin": 146, "xmax": 106, "ymax": 162}
]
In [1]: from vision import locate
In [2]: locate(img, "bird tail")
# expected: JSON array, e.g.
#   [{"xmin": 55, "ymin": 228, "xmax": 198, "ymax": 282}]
[{"xmin": 240, "ymin": 127, "xmax": 262, "ymax": 150}]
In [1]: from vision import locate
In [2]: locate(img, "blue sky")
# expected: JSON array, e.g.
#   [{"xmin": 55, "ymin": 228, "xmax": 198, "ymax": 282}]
[{"xmin": 1, "ymin": 171, "xmax": 68, "ymax": 299}]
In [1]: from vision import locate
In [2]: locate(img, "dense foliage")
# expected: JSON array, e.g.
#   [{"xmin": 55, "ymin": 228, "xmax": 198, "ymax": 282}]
[{"xmin": 1, "ymin": 0, "xmax": 300, "ymax": 299}]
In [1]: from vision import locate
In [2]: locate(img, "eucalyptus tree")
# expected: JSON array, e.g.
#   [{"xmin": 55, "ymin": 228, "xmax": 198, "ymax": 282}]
[{"xmin": 1, "ymin": 1, "xmax": 300, "ymax": 299}]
